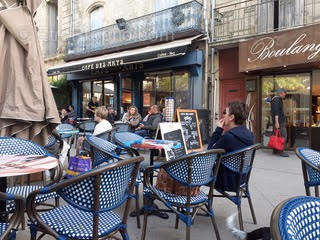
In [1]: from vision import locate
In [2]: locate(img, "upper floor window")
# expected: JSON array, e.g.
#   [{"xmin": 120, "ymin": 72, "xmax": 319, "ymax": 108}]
[
  {"xmin": 47, "ymin": 2, "xmax": 58, "ymax": 58},
  {"xmin": 90, "ymin": 6, "xmax": 104, "ymax": 31},
  {"xmin": 258, "ymin": 0, "xmax": 304, "ymax": 33}
]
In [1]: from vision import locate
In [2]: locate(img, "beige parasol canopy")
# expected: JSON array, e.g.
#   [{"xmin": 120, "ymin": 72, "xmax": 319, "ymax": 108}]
[{"xmin": 0, "ymin": 0, "xmax": 60, "ymax": 145}]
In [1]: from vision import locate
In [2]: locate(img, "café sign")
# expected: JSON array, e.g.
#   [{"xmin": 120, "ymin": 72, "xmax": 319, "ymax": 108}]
[
  {"xmin": 239, "ymin": 24, "xmax": 320, "ymax": 72},
  {"xmin": 47, "ymin": 46, "xmax": 187, "ymax": 76}
]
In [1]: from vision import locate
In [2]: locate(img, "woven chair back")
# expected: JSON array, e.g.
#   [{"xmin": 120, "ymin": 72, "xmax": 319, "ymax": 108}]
[
  {"xmin": 86, "ymin": 136, "xmax": 119, "ymax": 167},
  {"xmin": 0, "ymin": 137, "xmax": 48, "ymax": 156},
  {"xmin": 221, "ymin": 147, "xmax": 256, "ymax": 174},
  {"xmin": 78, "ymin": 121, "xmax": 96, "ymax": 134},
  {"xmin": 271, "ymin": 196, "xmax": 320, "ymax": 240},
  {"xmin": 297, "ymin": 148, "xmax": 320, "ymax": 186},
  {"xmin": 163, "ymin": 150, "xmax": 223, "ymax": 186},
  {"xmin": 57, "ymin": 161, "xmax": 137, "ymax": 211}
]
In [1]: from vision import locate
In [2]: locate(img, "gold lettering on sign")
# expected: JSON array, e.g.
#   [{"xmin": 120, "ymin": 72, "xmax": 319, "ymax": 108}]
[{"xmin": 248, "ymin": 34, "xmax": 320, "ymax": 62}]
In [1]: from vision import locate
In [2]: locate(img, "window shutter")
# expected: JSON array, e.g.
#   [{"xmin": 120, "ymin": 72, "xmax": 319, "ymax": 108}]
[
  {"xmin": 279, "ymin": 0, "xmax": 304, "ymax": 29},
  {"xmin": 257, "ymin": 0, "xmax": 274, "ymax": 33}
]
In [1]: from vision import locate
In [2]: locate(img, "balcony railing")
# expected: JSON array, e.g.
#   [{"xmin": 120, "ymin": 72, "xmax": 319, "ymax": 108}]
[
  {"xmin": 213, "ymin": 0, "xmax": 320, "ymax": 43},
  {"xmin": 66, "ymin": 0, "xmax": 203, "ymax": 59}
]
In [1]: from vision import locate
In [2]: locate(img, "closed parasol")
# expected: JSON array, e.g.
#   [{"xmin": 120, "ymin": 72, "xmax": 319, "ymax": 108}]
[{"xmin": 0, "ymin": 0, "xmax": 60, "ymax": 146}]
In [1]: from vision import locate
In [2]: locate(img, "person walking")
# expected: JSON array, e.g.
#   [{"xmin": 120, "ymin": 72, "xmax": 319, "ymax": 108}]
[{"xmin": 271, "ymin": 88, "xmax": 289, "ymax": 157}]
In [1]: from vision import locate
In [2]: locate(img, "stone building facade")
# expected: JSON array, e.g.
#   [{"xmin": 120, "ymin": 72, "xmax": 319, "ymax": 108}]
[{"xmin": 35, "ymin": 0, "xmax": 201, "ymax": 69}]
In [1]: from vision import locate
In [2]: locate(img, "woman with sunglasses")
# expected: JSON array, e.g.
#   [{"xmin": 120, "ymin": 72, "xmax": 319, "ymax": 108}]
[{"xmin": 208, "ymin": 101, "xmax": 255, "ymax": 191}]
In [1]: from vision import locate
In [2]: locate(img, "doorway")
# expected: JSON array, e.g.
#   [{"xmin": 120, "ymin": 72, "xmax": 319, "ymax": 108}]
[{"xmin": 220, "ymin": 79, "xmax": 246, "ymax": 117}]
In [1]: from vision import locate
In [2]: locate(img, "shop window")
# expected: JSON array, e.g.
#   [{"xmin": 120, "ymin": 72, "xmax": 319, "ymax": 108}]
[
  {"xmin": 93, "ymin": 81, "xmax": 103, "ymax": 105},
  {"xmin": 155, "ymin": 74, "xmax": 173, "ymax": 107},
  {"xmin": 121, "ymin": 77, "xmax": 133, "ymax": 112},
  {"xmin": 174, "ymin": 72, "xmax": 189, "ymax": 109},
  {"xmin": 104, "ymin": 82, "xmax": 114, "ymax": 107},
  {"xmin": 143, "ymin": 71, "xmax": 190, "ymax": 116},
  {"xmin": 261, "ymin": 73, "xmax": 310, "ymax": 148}
]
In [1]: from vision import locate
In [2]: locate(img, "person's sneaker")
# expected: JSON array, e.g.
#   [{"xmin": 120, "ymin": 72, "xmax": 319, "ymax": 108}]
[{"xmin": 279, "ymin": 152, "xmax": 289, "ymax": 157}]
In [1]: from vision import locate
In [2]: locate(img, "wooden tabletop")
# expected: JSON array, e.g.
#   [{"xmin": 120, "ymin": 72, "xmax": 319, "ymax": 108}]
[{"xmin": 0, "ymin": 155, "xmax": 58, "ymax": 177}]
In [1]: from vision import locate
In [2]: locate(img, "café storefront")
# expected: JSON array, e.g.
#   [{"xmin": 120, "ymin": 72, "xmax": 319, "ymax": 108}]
[
  {"xmin": 223, "ymin": 23, "xmax": 320, "ymax": 150},
  {"xmin": 48, "ymin": 36, "xmax": 204, "ymax": 118}
]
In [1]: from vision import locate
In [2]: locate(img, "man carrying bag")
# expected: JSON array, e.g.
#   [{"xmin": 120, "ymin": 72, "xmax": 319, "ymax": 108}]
[{"xmin": 270, "ymin": 88, "xmax": 289, "ymax": 157}]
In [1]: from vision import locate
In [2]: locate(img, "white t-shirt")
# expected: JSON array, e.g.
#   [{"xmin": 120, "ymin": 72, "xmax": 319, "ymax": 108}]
[{"xmin": 93, "ymin": 120, "xmax": 112, "ymax": 136}]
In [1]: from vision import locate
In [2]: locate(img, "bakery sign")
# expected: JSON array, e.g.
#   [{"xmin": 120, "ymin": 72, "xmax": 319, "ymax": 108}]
[{"xmin": 239, "ymin": 24, "xmax": 320, "ymax": 72}]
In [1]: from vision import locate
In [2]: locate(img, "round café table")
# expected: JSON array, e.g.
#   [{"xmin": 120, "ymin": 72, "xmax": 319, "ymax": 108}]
[
  {"xmin": 114, "ymin": 132, "xmax": 181, "ymax": 220},
  {"xmin": 0, "ymin": 155, "xmax": 59, "ymax": 177},
  {"xmin": 0, "ymin": 154, "xmax": 59, "ymax": 226}
]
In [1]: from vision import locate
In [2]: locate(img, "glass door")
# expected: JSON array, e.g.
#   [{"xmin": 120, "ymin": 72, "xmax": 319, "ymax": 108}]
[{"xmin": 261, "ymin": 73, "xmax": 311, "ymax": 148}]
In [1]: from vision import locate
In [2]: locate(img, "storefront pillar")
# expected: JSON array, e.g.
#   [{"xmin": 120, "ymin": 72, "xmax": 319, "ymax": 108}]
[
  {"xmin": 190, "ymin": 65, "xmax": 203, "ymax": 109},
  {"xmin": 70, "ymin": 81, "xmax": 81, "ymax": 117},
  {"xmin": 114, "ymin": 74, "xmax": 123, "ymax": 117},
  {"xmin": 131, "ymin": 72, "xmax": 144, "ymax": 114}
]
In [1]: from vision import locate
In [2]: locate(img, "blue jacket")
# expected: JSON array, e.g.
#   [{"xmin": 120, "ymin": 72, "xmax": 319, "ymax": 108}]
[
  {"xmin": 208, "ymin": 125, "xmax": 254, "ymax": 153},
  {"xmin": 208, "ymin": 125, "xmax": 255, "ymax": 192}
]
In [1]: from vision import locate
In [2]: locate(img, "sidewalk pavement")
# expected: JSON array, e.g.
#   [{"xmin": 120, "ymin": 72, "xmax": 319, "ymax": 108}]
[{"xmin": 17, "ymin": 148, "xmax": 306, "ymax": 239}]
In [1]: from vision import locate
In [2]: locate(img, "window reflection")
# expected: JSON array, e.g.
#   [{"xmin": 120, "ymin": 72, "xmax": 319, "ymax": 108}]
[
  {"xmin": 261, "ymin": 73, "xmax": 310, "ymax": 148},
  {"xmin": 143, "ymin": 71, "xmax": 190, "ymax": 116}
]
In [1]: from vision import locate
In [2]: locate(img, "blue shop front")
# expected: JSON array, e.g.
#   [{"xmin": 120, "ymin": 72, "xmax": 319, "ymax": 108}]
[{"xmin": 47, "ymin": 37, "xmax": 204, "ymax": 118}]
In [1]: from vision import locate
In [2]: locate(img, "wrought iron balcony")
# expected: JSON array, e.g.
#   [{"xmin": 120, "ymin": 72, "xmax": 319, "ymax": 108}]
[
  {"xmin": 65, "ymin": 0, "xmax": 203, "ymax": 59},
  {"xmin": 213, "ymin": 0, "xmax": 320, "ymax": 43}
]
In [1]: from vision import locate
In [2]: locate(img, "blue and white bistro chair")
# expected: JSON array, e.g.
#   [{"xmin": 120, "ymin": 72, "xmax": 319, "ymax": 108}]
[
  {"xmin": 296, "ymin": 147, "xmax": 320, "ymax": 197},
  {"xmin": 78, "ymin": 120, "xmax": 96, "ymax": 136},
  {"xmin": 85, "ymin": 135, "xmax": 123, "ymax": 167},
  {"xmin": 85, "ymin": 135, "xmax": 142, "ymax": 228},
  {"xmin": 141, "ymin": 149, "xmax": 225, "ymax": 240},
  {"xmin": 0, "ymin": 137, "xmax": 60, "ymax": 229},
  {"xmin": 27, "ymin": 156, "xmax": 144, "ymax": 240},
  {"xmin": 0, "ymin": 192, "xmax": 24, "ymax": 240},
  {"xmin": 270, "ymin": 196, "xmax": 320, "ymax": 240},
  {"xmin": 213, "ymin": 144, "xmax": 261, "ymax": 230}
]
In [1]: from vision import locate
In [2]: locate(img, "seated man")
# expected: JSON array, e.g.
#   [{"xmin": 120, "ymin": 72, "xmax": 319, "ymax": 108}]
[
  {"xmin": 135, "ymin": 105, "xmax": 163, "ymax": 138},
  {"xmin": 208, "ymin": 101, "xmax": 255, "ymax": 191}
]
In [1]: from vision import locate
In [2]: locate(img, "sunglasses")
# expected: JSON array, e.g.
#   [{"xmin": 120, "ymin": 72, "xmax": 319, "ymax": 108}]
[{"xmin": 222, "ymin": 109, "xmax": 227, "ymax": 115}]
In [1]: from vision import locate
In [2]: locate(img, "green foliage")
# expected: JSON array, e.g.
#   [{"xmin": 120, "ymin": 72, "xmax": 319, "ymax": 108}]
[{"xmin": 49, "ymin": 75, "xmax": 71, "ymax": 109}]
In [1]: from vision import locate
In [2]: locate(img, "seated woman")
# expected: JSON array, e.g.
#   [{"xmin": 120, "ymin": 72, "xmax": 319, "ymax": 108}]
[
  {"xmin": 122, "ymin": 105, "xmax": 142, "ymax": 131},
  {"xmin": 76, "ymin": 106, "xmax": 112, "ymax": 155},
  {"xmin": 208, "ymin": 101, "xmax": 255, "ymax": 191}
]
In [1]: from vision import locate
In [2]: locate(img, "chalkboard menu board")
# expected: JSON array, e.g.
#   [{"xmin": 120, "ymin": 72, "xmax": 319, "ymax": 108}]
[
  {"xmin": 177, "ymin": 109, "xmax": 203, "ymax": 153},
  {"xmin": 159, "ymin": 122, "xmax": 187, "ymax": 161}
]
